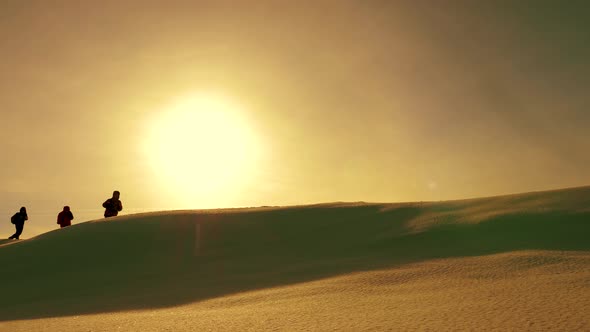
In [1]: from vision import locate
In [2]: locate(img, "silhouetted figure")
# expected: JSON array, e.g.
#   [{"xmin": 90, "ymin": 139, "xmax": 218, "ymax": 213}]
[
  {"xmin": 57, "ymin": 206, "xmax": 74, "ymax": 228},
  {"xmin": 8, "ymin": 207, "xmax": 28, "ymax": 240},
  {"xmin": 102, "ymin": 190, "xmax": 123, "ymax": 218}
]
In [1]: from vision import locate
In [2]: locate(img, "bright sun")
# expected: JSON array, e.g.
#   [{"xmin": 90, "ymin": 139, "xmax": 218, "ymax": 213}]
[{"xmin": 142, "ymin": 93, "xmax": 261, "ymax": 206}]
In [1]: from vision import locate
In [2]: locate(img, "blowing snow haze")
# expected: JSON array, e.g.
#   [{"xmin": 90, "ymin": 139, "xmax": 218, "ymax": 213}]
[
  {"xmin": 1, "ymin": 1, "xmax": 589, "ymax": 237},
  {"xmin": 1, "ymin": 2, "xmax": 590, "ymax": 330}
]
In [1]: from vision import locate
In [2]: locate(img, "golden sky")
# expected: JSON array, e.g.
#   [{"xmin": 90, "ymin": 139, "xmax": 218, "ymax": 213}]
[{"xmin": 1, "ymin": 1, "xmax": 589, "ymax": 236}]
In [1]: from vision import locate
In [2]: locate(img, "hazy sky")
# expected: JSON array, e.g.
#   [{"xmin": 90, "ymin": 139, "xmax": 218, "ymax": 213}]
[{"xmin": 1, "ymin": 1, "xmax": 589, "ymax": 236}]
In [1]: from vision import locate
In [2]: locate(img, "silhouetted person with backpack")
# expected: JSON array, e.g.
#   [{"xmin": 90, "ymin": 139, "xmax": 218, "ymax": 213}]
[
  {"xmin": 9, "ymin": 207, "xmax": 28, "ymax": 240},
  {"xmin": 102, "ymin": 190, "xmax": 123, "ymax": 218},
  {"xmin": 57, "ymin": 206, "xmax": 74, "ymax": 228}
]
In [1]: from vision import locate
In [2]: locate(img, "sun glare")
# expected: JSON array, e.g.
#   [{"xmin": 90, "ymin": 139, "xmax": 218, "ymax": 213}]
[{"xmin": 142, "ymin": 93, "xmax": 261, "ymax": 207}]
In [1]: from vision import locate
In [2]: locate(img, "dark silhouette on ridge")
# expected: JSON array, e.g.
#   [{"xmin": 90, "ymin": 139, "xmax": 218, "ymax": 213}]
[
  {"xmin": 57, "ymin": 206, "xmax": 74, "ymax": 228},
  {"xmin": 8, "ymin": 206, "xmax": 28, "ymax": 240},
  {"xmin": 102, "ymin": 190, "xmax": 123, "ymax": 218}
]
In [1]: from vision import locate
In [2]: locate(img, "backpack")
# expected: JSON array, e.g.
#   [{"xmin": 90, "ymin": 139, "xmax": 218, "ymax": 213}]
[{"xmin": 11, "ymin": 213, "xmax": 18, "ymax": 224}]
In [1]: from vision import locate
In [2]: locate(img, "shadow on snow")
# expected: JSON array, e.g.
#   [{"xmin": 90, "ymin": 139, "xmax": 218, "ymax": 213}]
[{"xmin": 0, "ymin": 187, "xmax": 589, "ymax": 321}]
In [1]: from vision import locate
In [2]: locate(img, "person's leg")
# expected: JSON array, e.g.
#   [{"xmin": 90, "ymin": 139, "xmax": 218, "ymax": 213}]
[{"xmin": 13, "ymin": 223, "xmax": 24, "ymax": 239}]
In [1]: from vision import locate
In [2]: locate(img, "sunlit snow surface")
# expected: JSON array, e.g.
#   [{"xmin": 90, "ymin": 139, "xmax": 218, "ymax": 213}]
[{"xmin": 1, "ymin": 186, "xmax": 589, "ymax": 331}]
